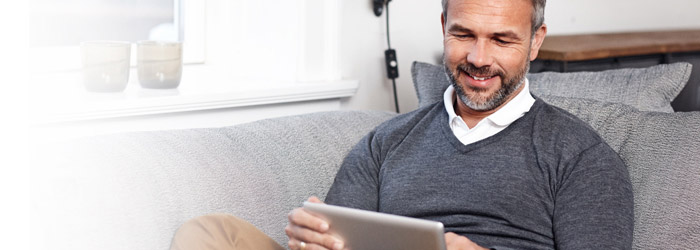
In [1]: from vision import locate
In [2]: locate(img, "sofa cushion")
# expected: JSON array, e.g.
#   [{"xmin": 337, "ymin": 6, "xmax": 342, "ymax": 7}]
[
  {"xmin": 539, "ymin": 95, "xmax": 700, "ymax": 249},
  {"xmin": 31, "ymin": 110, "xmax": 397, "ymax": 250},
  {"xmin": 411, "ymin": 61, "xmax": 692, "ymax": 112}
]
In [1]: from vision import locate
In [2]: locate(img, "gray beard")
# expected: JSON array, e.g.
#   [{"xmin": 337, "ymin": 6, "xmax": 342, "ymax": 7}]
[{"xmin": 443, "ymin": 57, "xmax": 529, "ymax": 111}]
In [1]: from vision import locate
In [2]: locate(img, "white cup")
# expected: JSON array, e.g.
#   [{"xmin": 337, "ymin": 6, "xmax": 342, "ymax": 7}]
[
  {"xmin": 137, "ymin": 41, "xmax": 183, "ymax": 89},
  {"xmin": 81, "ymin": 41, "xmax": 131, "ymax": 92}
]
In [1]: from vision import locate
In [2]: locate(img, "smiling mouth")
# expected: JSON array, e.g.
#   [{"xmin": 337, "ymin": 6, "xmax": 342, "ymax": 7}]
[{"xmin": 467, "ymin": 73, "xmax": 495, "ymax": 81}]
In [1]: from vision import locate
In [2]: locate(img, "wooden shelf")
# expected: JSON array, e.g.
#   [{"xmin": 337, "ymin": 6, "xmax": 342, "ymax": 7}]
[{"xmin": 537, "ymin": 29, "xmax": 700, "ymax": 61}]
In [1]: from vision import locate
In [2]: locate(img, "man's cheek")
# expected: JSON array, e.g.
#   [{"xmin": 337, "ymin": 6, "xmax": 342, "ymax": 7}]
[{"xmin": 446, "ymin": 55, "xmax": 464, "ymax": 69}]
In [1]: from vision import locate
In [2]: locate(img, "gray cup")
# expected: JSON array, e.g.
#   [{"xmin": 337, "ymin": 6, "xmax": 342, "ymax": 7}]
[{"xmin": 137, "ymin": 41, "xmax": 183, "ymax": 89}]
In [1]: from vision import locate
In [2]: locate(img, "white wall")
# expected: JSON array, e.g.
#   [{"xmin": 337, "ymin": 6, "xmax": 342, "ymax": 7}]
[
  {"xmin": 340, "ymin": 0, "xmax": 443, "ymax": 113},
  {"xmin": 340, "ymin": 0, "xmax": 700, "ymax": 113},
  {"xmin": 545, "ymin": 0, "xmax": 700, "ymax": 35}
]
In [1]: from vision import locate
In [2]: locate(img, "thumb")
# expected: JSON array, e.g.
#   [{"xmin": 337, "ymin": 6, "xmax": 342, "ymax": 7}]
[{"xmin": 308, "ymin": 196, "xmax": 324, "ymax": 204}]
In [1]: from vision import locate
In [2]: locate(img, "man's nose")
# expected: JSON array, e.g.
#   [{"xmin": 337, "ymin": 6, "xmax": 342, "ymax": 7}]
[{"xmin": 467, "ymin": 40, "xmax": 493, "ymax": 68}]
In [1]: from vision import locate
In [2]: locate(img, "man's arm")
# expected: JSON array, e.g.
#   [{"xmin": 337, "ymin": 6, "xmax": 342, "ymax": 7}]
[
  {"xmin": 284, "ymin": 131, "xmax": 383, "ymax": 250},
  {"xmin": 324, "ymin": 131, "xmax": 382, "ymax": 210},
  {"xmin": 553, "ymin": 142, "xmax": 634, "ymax": 249},
  {"xmin": 285, "ymin": 128, "xmax": 387, "ymax": 250}
]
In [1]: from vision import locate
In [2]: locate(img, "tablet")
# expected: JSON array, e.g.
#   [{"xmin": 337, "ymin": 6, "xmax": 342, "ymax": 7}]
[{"xmin": 303, "ymin": 202, "xmax": 447, "ymax": 250}]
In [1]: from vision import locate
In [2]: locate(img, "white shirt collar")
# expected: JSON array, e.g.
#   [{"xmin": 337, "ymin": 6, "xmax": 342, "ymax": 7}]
[{"xmin": 444, "ymin": 78, "xmax": 536, "ymax": 128}]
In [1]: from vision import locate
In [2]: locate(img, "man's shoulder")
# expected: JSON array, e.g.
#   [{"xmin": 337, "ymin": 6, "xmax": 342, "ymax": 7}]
[
  {"xmin": 529, "ymin": 99, "xmax": 607, "ymax": 154},
  {"xmin": 371, "ymin": 101, "xmax": 444, "ymax": 141},
  {"xmin": 537, "ymin": 98, "xmax": 595, "ymax": 124}
]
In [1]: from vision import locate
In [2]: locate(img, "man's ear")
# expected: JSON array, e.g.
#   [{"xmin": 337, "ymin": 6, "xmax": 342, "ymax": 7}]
[
  {"xmin": 529, "ymin": 23, "xmax": 547, "ymax": 61},
  {"xmin": 441, "ymin": 13, "xmax": 446, "ymax": 36}
]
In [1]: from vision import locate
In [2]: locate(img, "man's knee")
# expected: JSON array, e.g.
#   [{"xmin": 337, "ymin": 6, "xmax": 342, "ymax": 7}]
[{"xmin": 170, "ymin": 214, "xmax": 283, "ymax": 250}]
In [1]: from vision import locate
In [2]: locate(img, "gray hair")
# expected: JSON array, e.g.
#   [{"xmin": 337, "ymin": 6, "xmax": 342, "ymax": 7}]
[{"xmin": 441, "ymin": 0, "xmax": 546, "ymax": 36}]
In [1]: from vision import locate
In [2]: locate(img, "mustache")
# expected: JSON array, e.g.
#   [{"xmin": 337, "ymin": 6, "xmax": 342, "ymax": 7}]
[{"xmin": 457, "ymin": 63, "xmax": 504, "ymax": 79}]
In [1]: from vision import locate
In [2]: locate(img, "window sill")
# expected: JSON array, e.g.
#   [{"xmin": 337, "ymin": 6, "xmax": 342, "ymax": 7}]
[{"xmin": 29, "ymin": 65, "xmax": 358, "ymax": 124}]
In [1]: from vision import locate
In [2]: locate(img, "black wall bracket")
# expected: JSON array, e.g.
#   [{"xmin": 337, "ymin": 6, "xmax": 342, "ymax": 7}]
[{"xmin": 373, "ymin": 0, "xmax": 385, "ymax": 16}]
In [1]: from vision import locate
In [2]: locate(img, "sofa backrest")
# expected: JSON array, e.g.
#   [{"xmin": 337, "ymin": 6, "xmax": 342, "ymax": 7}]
[{"xmin": 31, "ymin": 110, "xmax": 396, "ymax": 250}]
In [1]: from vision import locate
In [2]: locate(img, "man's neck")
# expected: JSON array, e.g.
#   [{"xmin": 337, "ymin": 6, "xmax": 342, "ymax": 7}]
[{"xmin": 455, "ymin": 84, "xmax": 525, "ymax": 129}]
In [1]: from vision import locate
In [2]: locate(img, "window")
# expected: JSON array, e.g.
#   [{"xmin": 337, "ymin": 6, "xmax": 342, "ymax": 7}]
[
  {"xmin": 29, "ymin": 0, "xmax": 179, "ymax": 47},
  {"xmin": 28, "ymin": 0, "xmax": 204, "ymax": 72},
  {"xmin": 28, "ymin": 0, "xmax": 354, "ymax": 126}
]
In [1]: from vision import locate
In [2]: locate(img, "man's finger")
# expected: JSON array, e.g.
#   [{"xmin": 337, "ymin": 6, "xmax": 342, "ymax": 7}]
[
  {"xmin": 444, "ymin": 232, "xmax": 486, "ymax": 250},
  {"xmin": 288, "ymin": 238, "xmax": 334, "ymax": 250},
  {"xmin": 308, "ymin": 196, "xmax": 324, "ymax": 204},
  {"xmin": 288, "ymin": 238, "xmax": 324, "ymax": 250},
  {"xmin": 286, "ymin": 224, "xmax": 343, "ymax": 250},
  {"xmin": 288, "ymin": 208, "xmax": 330, "ymax": 232},
  {"xmin": 444, "ymin": 232, "xmax": 458, "ymax": 245}
]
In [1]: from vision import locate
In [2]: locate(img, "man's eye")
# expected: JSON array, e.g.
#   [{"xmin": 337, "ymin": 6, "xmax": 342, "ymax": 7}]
[
  {"xmin": 454, "ymin": 34, "xmax": 473, "ymax": 38},
  {"xmin": 495, "ymin": 39, "xmax": 511, "ymax": 45}
]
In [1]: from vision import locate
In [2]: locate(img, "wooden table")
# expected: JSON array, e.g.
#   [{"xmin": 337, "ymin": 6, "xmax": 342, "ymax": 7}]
[
  {"xmin": 537, "ymin": 30, "xmax": 700, "ymax": 62},
  {"xmin": 530, "ymin": 29, "xmax": 700, "ymax": 111}
]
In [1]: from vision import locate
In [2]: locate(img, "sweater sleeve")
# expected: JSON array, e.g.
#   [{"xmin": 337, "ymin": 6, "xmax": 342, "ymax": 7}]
[
  {"xmin": 553, "ymin": 142, "xmax": 634, "ymax": 250},
  {"xmin": 324, "ymin": 130, "xmax": 383, "ymax": 211}
]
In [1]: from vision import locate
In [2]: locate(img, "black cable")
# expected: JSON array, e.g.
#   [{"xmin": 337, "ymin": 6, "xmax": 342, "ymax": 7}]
[
  {"xmin": 386, "ymin": 2, "xmax": 392, "ymax": 49},
  {"xmin": 391, "ymin": 78, "xmax": 399, "ymax": 113},
  {"xmin": 385, "ymin": 2, "xmax": 400, "ymax": 113}
]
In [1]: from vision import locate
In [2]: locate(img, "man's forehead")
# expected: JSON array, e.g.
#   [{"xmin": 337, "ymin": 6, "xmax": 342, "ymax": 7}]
[
  {"xmin": 445, "ymin": 0, "xmax": 532, "ymax": 32},
  {"xmin": 445, "ymin": 0, "xmax": 533, "ymax": 17},
  {"xmin": 446, "ymin": 0, "xmax": 532, "ymax": 7}
]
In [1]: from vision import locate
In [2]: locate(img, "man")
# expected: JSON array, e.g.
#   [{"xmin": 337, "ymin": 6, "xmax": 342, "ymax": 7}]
[
  {"xmin": 285, "ymin": 0, "xmax": 633, "ymax": 249},
  {"xmin": 171, "ymin": 0, "xmax": 634, "ymax": 249}
]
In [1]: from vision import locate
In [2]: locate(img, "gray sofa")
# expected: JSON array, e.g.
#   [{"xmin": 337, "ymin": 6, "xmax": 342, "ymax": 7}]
[{"xmin": 32, "ymin": 62, "xmax": 700, "ymax": 250}]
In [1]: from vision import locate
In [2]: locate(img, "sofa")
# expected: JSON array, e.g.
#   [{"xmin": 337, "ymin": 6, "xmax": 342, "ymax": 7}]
[{"xmin": 31, "ymin": 62, "xmax": 700, "ymax": 250}]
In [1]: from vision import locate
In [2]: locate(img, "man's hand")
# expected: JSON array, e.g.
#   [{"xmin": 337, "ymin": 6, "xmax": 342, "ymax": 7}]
[
  {"xmin": 445, "ymin": 232, "xmax": 489, "ymax": 250},
  {"xmin": 285, "ymin": 196, "xmax": 345, "ymax": 250}
]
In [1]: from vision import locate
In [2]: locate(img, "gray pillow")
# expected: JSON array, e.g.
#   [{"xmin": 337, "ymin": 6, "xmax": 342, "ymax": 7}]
[
  {"xmin": 539, "ymin": 95, "xmax": 700, "ymax": 250},
  {"xmin": 411, "ymin": 61, "xmax": 692, "ymax": 112}
]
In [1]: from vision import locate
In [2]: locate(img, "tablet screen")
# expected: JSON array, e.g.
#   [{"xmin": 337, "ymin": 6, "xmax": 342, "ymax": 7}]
[{"xmin": 303, "ymin": 202, "xmax": 447, "ymax": 250}]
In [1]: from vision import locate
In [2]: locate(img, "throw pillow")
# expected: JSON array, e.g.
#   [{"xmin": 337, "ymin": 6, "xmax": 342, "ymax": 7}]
[
  {"xmin": 411, "ymin": 61, "xmax": 692, "ymax": 112},
  {"xmin": 540, "ymin": 95, "xmax": 700, "ymax": 249}
]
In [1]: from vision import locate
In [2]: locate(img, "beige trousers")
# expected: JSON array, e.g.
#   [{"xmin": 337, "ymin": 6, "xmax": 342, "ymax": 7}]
[{"xmin": 170, "ymin": 214, "xmax": 286, "ymax": 250}]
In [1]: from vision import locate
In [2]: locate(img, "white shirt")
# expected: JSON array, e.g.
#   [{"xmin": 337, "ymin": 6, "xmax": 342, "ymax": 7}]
[{"xmin": 444, "ymin": 78, "xmax": 536, "ymax": 145}]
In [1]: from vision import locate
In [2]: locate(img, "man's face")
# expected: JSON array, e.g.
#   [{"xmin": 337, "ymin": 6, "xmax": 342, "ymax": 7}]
[{"xmin": 441, "ymin": 0, "xmax": 546, "ymax": 111}]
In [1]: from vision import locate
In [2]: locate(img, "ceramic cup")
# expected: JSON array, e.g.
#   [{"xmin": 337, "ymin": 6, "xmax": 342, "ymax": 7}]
[
  {"xmin": 137, "ymin": 41, "xmax": 183, "ymax": 89},
  {"xmin": 81, "ymin": 41, "xmax": 131, "ymax": 92}
]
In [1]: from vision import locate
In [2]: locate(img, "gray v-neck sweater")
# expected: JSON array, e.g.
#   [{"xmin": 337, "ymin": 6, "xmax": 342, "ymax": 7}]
[{"xmin": 326, "ymin": 99, "xmax": 634, "ymax": 250}]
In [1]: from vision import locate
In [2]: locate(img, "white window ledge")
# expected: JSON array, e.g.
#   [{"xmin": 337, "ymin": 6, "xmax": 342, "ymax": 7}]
[{"xmin": 29, "ymin": 65, "xmax": 358, "ymax": 124}]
